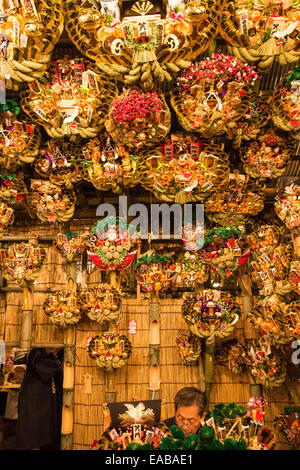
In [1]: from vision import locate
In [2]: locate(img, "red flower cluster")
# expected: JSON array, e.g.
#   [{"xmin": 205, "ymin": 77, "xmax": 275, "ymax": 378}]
[{"xmin": 112, "ymin": 89, "xmax": 163, "ymax": 123}]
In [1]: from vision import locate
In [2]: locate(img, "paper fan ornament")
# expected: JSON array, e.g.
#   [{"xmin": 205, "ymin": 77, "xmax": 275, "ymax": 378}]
[
  {"xmin": 136, "ymin": 136, "xmax": 230, "ymax": 204},
  {"xmin": 0, "ymin": 100, "xmax": 41, "ymax": 171},
  {"xmin": 272, "ymin": 66, "xmax": 300, "ymax": 139},
  {"xmin": 0, "ymin": 0, "xmax": 63, "ymax": 90},
  {"xmin": 0, "ymin": 201, "xmax": 14, "ymax": 236},
  {"xmin": 87, "ymin": 333, "xmax": 132, "ymax": 372},
  {"xmin": 0, "ymin": 240, "xmax": 46, "ymax": 286},
  {"xmin": 246, "ymin": 339, "xmax": 286, "ymax": 389},
  {"xmin": 21, "ymin": 57, "xmax": 119, "ymax": 139},
  {"xmin": 81, "ymin": 284, "xmax": 122, "ymax": 324},
  {"xmin": 205, "ymin": 172, "xmax": 265, "ymax": 227},
  {"xmin": 202, "ymin": 226, "xmax": 250, "ymax": 278},
  {"xmin": 64, "ymin": 0, "xmax": 223, "ymax": 90},
  {"xmin": 75, "ymin": 135, "xmax": 138, "ymax": 192},
  {"xmin": 176, "ymin": 329, "xmax": 201, "ymax": 365},
  {"xmin": 27, "ymin": 179, "xmax": 76, "ymax": 223},
  {"xmin": 54, "ymin": 232, "xmax": 87, "ymax": 262},
  {"xmin": 241, "ymin": 129, "xmax": 293, "ymax": 180},
  {"xmin": 225, "ymin": 1, "xmax": 300, "ymax": 72},
  {"xmin": 135, "ymin": 251, "xmax": 177, "ymax": 293},
  {"xmin": 171, "ymin": 54, "xmax": 258, "ymax": 138},
  {"xmin": 182, "ymin": 289, "xmax": 240, "ymax": 346},
  {"xmin": 86, "ymin": 218, "xmax": 139, "ymax": 271},
  {"xmin": 35, "ymin": 140, "xmax": 81, "ymax": 190},
  {"xmin": 105, "ymin": 88, "xmax": 171, "ymax": 150},
  {"xmin": 43, "ymin": 290, "xmax": 83, "ymax": 327}
]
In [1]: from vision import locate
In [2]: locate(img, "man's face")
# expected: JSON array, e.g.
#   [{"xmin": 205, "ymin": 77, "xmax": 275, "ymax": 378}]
[{"xmin": 175, "ymin": 405, "xmax": 202, "ymax": 436}]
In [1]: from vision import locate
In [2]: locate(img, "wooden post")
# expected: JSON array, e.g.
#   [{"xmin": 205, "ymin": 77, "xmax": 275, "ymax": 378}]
[
  {"xmin": 20, "ymin": 281, "xmax": 33, "ymax": 351},
  {"xmin": 60, "ymin": 260, "xmax": 76, "ymax": 450},
  {"xmin": 149, "ymin": 291, "xmax": 160, "ymax": 400},
  {"xmin": 105, "ymin": 270, "xmax": 118, "ymax": 404}
]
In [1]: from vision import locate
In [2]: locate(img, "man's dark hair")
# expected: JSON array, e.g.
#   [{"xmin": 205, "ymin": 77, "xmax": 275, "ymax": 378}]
[{"xmin": 174, "ymin": 387, "xmax": 207, "ymax": 416}]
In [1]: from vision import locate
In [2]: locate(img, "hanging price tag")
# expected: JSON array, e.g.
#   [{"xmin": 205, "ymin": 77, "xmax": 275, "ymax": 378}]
[
  {"xmin": 128, "ymin": 319, "xmax": 137, "ymax": 334},
  {"xmin": 83, "ymin": 373, "xmax": 93, "ymax": 394}
]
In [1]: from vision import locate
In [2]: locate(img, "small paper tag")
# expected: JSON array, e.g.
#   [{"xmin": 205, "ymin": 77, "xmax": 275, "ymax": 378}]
[
  {"xmin": 202, "ymin": 181, "xmax": 213, "ymax": 191},
  {"xmin": 87, "ymin": 105, "xmax": 93, "ymax": 122},
  {"xmin": 83, "ymin": 373, "xmax": 92, "ymax": 394},
  {"xmin": 33, "ymin": 105, "xmax": 49, "ymax": 121},
  {"xmin": 20, "ymin": 33, "xmax": 28, "ymax": 48},
  {"xmin": 128, "ymin": 319, "xmax": 137, "ymax": 334},
  {"xmin": 63, "ymin": 107, "xmax": 78, "ymax": 124},
  {"xmin": 109, "ymin": 428, "xmax": 118, "ymax": 441},
  {"xmin": 0, "ymin": 34, "xmax": 8, "ymax": 58},
  {"xmin": 51, "ymin": 82, "xmax": 62, "ymax": 94},
  {"xmin": 12, "ymin": 18, "xmax": 20, "ymax": 47},
  {"xmin": 21, "ymin": 0, "xmax": 39, "ymax": 18}
]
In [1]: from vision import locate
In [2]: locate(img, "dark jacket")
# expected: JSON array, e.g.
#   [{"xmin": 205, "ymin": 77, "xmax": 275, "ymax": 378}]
[{"xmin": 16, "ymin": 348, "xmax": 63, "ymax": 450}]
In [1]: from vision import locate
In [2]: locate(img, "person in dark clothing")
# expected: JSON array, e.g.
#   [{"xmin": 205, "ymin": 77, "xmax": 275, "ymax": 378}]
[
  {"xmin": 16, "ymin": 348, "xmax": 63, "ymax": 450},
  {"xmin": 164, "ymin": 387, "xmax": 207, "ymax": 436}
]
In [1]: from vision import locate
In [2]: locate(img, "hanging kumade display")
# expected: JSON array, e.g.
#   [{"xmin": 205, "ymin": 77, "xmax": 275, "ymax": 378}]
[
  {"xmin": 205, "ymin": 172, "xmax": 265, "ymax": 227},
  {"xmin": 248, "ymin": 294, "xmax": 294, "ymax": 346},
  {"xmin": 171, "ymin": 54, "xmax": 259, "ymax": 138},
  {"xmin": 177, "ymin": 250, "xmax": 208, "ymax": 289},
  {"xmin": 35, "ymin": 140, "xmax": 81, "ymax": 190},
  {"xmin": 284, "ymin": 300, "xmax": 300, "ymax": 338},
  {"xmin": 75, "ymin": 135, "xmax": 138, "ymax": 192},
  {"xmin": 135, "ymin": 251, "xmax": 177, "ymax": 293},
  {"xmin": 225, "ymin": 1, "xmax": 300, "ymax": 71},
  {"xmin": 136, "ymin": 135, "xmax": 230, "ymax": 204},
  {"xmin": 0, "ymin": 172, "xmax": 27, "ymax": 204},
  {"xmin": 87, "ymin": 332, "xmax": 132, "ymax": 372},
  {"xmin": 245, "ymin": 339, "xmax": 287, "ymax": 389},
  {"xmin": 21, "ymin": 57, "xmax": 119, "ymax": 139},
  {"xmin": 289, "ymin": 260, "xmax": 300, "ymax": 295},
  {"xmin": 202, "ymin": 226, "xmax": 250, "ymax": 278},
  {"xmin": 241, "ymin": 128, "xmax": 293, "ymax": 180},
  {"xmin": 86, "ymin": 218, "xmax": 138, "ymax": 271},
  {"xmin": 272, "ymin": 66, "xmax": 300, "ymax": 139},
  {"xmin": 0, "ymin": 0, "xmax": 63, "ymax": 89},
  {"xmin": 54, "ymin": 232, "xmax": 87, "ymax": 263},
  {"xmin": 275, "ymin": 183, "xmax": 300, "ymax": 232},
  {"xmin": 0, "ymin": 201, "xmax": 14, "ymax": 236},
  {"xmin": 274, "ymin": 407, "xmax": 300, "ymax": 449},
  {"xmin": 105, "ymin": 88, "xmax": 171, "ymax": 150},
  {"xmin": 80, "ymin": 284, "xmax": 122, "ymax": 324},
  {"xmin": 27, "ymin": 179, "xmax": 76, "ymax": 223},
  {"xmin": 176, "ymin": 329, "xmax": 201, "ymax": 365},
  {"xmin": 0, "ymin": 240, "xmax": 46, "ymax": 286},
  {"xmin": 182, "ymin": 289, "xmax": 240, "ymax": 346},
  {"xmin": 43, "ymin": 290, "xmax": 83, "ymax": 327},
  {"xmin": 225, "ymin": 92, "xmax": 272, "ymax": 149},
  {"xmin": 64, "ymin": 0, "xmax": 224, "ymax": 90},
  {"xmin": 0, "ymin": 100, "xmax": 41, "ymax": 171}
]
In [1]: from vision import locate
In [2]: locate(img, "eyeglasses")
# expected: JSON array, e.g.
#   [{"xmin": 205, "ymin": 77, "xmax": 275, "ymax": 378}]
[{"xmin": 175, "ymin": 414, "xmax": 199, "ymax": 427}]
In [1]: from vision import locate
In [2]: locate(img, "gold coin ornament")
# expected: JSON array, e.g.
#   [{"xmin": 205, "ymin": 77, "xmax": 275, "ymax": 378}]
[
  {"xmin": 81, "ymin": 284, "xmax": 122, "ymax": 324},
  {"xmin": 54, "ymin": 232, "xmax": 88, "ymax": 263},
  {"xmin": 0, "ymin": 200, "xmax": 14, "ymax": 236},
  {"xmin": 87, "ymin": 332, "xmax": 132, "ymax": 372},
  {"xmin": 27, "ymin": 179, "xmax": 76, "ymax": 223},
  {"xmin": 176, "ymin": 329, "xmax": 201, "ymax": 365},
  {"xmin": 86, "ymin": 218, "xmax": 139, "ymax": 272},
  {"xmin": 241, "ymin": 128, "xmax": 293, "ymax": 180},
  {"xmin": 182, "ymin": 289, "xmax": 240, "ymax": 346},
  {"xmin": 64, "ymin": 0, "xmax": 225, "ymax": 90},
  {"xmin": 75, "ymin": 135, "xmax": 138, "ymax": 193},
  {"xmin": 225, "ymin": 0, "xmax": 300, "ymax": 72},
  {"xmin": 136, "ymin": 251, "xmax": 177, "ymax": 293},
  {"xmin": 0, "ymin": 240, "xmax": 46, "ymax": 286},
  {"xmin": 171, "ymin": 54, "xmax": 259, "ymax": 137},
  {"xmin": 245, "ymin": 338, "xmax": 287, "ymax": 389},
  {"xmin": 105, "ymin": 88, "xmax": 171, "ymax": 150},
  {"xmin": 21, "ymin": 57, "xmax": 119, "ymax": 139},
  {"xmin": 35, "ymin": 140, "xmax": 82, "ymax": 190},
  {"xmin": 272, "ymin": 66, "xmax": 300, "ymax": 139},
  {"xmin": 0, "ymin": 0, "xmax": 63, "ymax": 89},
  {"xmin": 0, "ymin": 99, "xmax": 41, "ymax": 171},
  {"xmin": 205, "ymin": 172, "xmax": 265, "ymax": 227},
  {"xmin": 136, "ymin": 134, "xmax": 230, "ymax": 204},
  {"xmin": 43, "ymin": 290, "xmax": 83, "ymax": 327},
  {"xmin": 275, "ymin": 183, "xmax": 300, "ymax": 232}
]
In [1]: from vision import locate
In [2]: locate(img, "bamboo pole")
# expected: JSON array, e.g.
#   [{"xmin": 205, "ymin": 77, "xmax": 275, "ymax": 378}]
[
  {"xmin": 105, "ymin": 270, "xmax": 118, "ymax": 404},
  {"xmin": 60, "ymin": 259, "xmax": 76, "ymax": 450},
  {"xmin": 20, "ymin": 281, "xmax": 33, "ymax": 351},
  {"xmin": 149, "ymin": 290, "xmax": 160, "ymax": 400}
]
